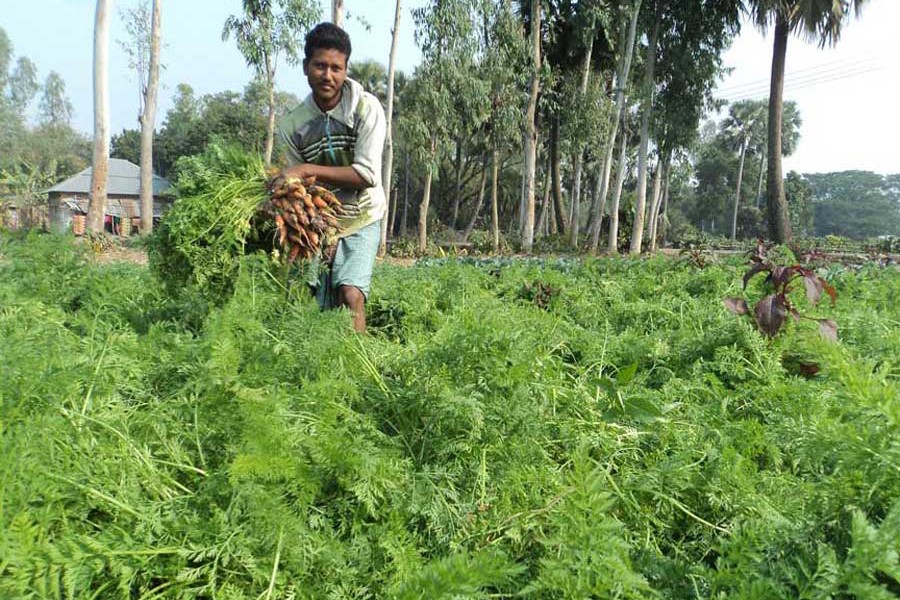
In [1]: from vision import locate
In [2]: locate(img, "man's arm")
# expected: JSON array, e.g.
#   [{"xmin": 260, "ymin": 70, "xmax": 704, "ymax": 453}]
[{"xmin": 280, "ymin": 163, "xmax": 369, "ymax": 190}]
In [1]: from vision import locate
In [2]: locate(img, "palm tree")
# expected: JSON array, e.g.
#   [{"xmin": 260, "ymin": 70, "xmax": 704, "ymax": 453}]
[
  {"xmin": 747, "ymin": 0, "xmax": 868, "ymax": 244},
  {"xmin": 348, "ymin": 59, "xmax": 388, "ymax": 104},
  {"xmin": 722, "ymin": 99, "xmax": 766, "ymax": 241}
]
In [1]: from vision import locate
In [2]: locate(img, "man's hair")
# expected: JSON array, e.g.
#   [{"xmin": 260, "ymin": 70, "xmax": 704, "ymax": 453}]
[{"xmin": 304, "ymin": 22, "xmax": 352, "ymax": 62}]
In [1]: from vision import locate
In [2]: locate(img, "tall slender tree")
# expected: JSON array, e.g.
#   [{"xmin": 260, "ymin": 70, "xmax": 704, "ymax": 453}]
[
  {"xmin": 379, "ymin": 0, "xmax": 402, "ymax": 255},
  {"xmin": 409, "ymin": 0, "xmax": 485, "ymax": 252},
  {"xmin": 139, "ymin": 0, "xmax": 161, "ymax": 234},
  {"xmin": 746, "ymin": 0, "xmax": 868, "ymax": 244},
  {"xmin": 588, "ymin": 0, "xmax": 641, "ymax": 253},
  {"xmin": 222, "ymin": 0, "xmax": 320, "ymax": 166},
  {"xmin": 8, "ymin": 57, "xmax": 39, "ymax": 116},
  {"xmin": 39, "ymin": 72, "xmax": 74, "ymax": 127},
  {"xmin": 722, "ymin": 100, "xmax": 765, "ymax": 241},
  {"xmin": 521, "ymin": 0, "xmax": 541, "ymax": 253},
  {"xmin": 567, "ymin": 16, "xmax": 595, "ymax": 249},
  {"xmin": 88, "ymin": 0, "xmax": 112, "ymax": 234},
  {"xmin": 629, "ymin": 0, "xmax": 660, "ymax": 255},
  {"xmin": 332, "ymin": 0, "xmax": 344, "ymax": 27}
]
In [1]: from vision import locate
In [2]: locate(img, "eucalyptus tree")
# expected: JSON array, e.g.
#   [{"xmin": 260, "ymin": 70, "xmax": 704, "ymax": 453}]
[
  {"xmin": 222, "ymin": 0, "xmax": 320, "ymax": 166},
  {"xmin": 628, "ymin": 0, "xmax": 661, "ymax": 255},
  {"xmin": 118, "ymin": 2, "xmax": 151, "ymax": 116},
  {"xmin": 522, "ymin": 0, "xmax": 613, "ymax": 240},
  {"xmin": 559, "ymin": 2, "xmax": 614, "ymax": 248},
  {"xmin": 746, "ymin": 0, "xmax": 868, "ymax": 244},
  {"xmin": 409, "ymin": 0, "xmax": 486, "ymax": 252},
  {"xmin": 39, "ymin": 72, "xmax": 74, "ymax": 128},
  {"xmin": 380, "ymin": 0, "xmax": 402, "ymax": 255},
  {"xmin": 641, "ymin": 0, "xmax": 741, "ymax": 251},
  {"xmin": 0, "ymin": 28, "xmax": 11, "ymax": 93},
  {"xmin": 585, "ymin": 0, "xmax": 641, "ymax": 253},
  {"xmin": 521, "ymin": 0, "xmax": 542, "ymax": 252},
  {"xmin": 332, "ymin": 0, "xmax": 344, "ymax": 27},
  {"xmin": 606, "ymin": 113, "xmax": 631, "ymax": 250},
  {"xmin": 463, "ymin": 0, "xmax": 527, "ymax": 250},
  {"xmin": 88, "ymin": 0, "xmax": 112, "ymax": 234},
  {"xmin": 8, "ymin": 57, "xmax": 39, "ymax": 117},
  {"xmin": 117, "ymin": 0, "xmax": 163, "ymax": 232},
  {"xmin": 142, "ymin": 0, "xmax": 161, "ymax": 233}
]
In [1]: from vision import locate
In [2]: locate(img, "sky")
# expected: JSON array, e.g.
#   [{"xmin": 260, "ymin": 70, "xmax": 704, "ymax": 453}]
[
  {"xmin": 714, "ymin": 0, "xmax": 900, "ymax": 175},
  {"xmin": 2, "ymin": 0, "xmax": 897, "ymax": 176}
]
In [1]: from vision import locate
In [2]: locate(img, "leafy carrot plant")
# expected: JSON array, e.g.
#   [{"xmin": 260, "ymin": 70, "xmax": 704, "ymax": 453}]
[{"xmin": 724, "ymin": 240, "xmax": 838, "ymax": 340}]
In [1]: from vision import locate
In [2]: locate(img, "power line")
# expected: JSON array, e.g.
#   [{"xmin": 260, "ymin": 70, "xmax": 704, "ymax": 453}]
[
  {"xmin": 716, "ymin": 57, "xmax": 878, "ymax": 95},
  {"xmin": 719, "ymin": 65, "xmax": 881, "ymax": 102}
]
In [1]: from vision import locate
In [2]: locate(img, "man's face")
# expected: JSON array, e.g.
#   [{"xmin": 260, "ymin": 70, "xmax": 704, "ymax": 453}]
[{"xmin": 304, "ymin": 48, "xmax": 348, "ymax": 109}]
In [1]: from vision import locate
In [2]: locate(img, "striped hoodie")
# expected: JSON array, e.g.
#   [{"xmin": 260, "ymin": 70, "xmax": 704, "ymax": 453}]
[{"xmin": 277, "ymin": 77, "xmax": 387, "ymax": 237}]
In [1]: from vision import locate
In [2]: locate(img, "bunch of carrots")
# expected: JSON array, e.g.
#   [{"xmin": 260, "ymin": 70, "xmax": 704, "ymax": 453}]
[{"xmin": 263, "ymin": 170, "xmax": 345, "ymax": 262}]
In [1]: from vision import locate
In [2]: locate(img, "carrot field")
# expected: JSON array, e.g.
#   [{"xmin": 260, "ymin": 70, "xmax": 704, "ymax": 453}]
[{"xmin": 1, "ymin": 232, "xmax": 898, "ymax": 599}]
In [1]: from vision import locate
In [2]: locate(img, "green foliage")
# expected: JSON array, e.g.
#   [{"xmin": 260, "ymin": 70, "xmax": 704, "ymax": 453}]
[
  {"xmin": 0, "ymin": 27, "xmax": 88, "ymax": 216},
  {"xmin": 222, "ymin": 0, "xmax": 320, "ymax": 76},
  {"xmin": 2, "ymin": 234, "xmax": 899, "ymax": 598},
  {"xmin": 148, "ymin": 142, "xmax": 271, "ymax": 303},
  {"xmin": 807, "ymin": 171, "xmax": 900, "ymax": 239}
]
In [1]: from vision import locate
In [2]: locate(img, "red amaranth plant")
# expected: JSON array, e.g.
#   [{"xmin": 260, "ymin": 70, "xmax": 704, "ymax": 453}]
[{"xmin": 724, "ymin": 240, "xmax": 838, "ymax": 340}]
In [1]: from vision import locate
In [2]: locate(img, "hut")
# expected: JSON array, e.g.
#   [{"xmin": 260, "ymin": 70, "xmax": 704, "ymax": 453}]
[{"xmin": 46, "ymin": 159, "xmax": 172, "ymax": 235}]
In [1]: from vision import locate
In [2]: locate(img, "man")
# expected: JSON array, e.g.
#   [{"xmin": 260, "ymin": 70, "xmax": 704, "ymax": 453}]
[{"xmin": 277, "ymin": 23, "xmax": 387, "ymax": 332}]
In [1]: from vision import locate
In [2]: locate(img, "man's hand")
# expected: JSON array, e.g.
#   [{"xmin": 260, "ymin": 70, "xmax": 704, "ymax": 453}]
[{"xmin": 280, "ymin": 163, "xmax": 369, "ymax": 190}]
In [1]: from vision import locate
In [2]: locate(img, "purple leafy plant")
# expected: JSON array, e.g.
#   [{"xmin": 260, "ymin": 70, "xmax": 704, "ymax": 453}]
[{"xmin": 724, "ymin": 240, "xmax": 838, "ymax": 340}]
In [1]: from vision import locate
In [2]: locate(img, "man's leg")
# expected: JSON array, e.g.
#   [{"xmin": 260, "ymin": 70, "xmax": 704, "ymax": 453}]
[
  {"xmin": 329, "ymin": 220, "xmax": 381, "ymax": 332},
  {"xmin": 337, "ymin": 285, "xmax": 367, "ymax": 332}
]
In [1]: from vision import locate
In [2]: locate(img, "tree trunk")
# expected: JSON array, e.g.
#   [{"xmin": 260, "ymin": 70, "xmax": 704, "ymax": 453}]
[
  {"xmin": 549, "ymin": 118, "xmax": 568, "ymax": 235},
  {"xmin": 629, "ymin": 10, "xmax": 659, "ymax": 255},
  {"xmin": 451, "ymin": 137, "xmax": 463, "ymax": 231},
  {"xmin": 517, "ymin": 139, "xmax": 526, "ymax": 232},
  {"xmin": 418, "ymin": 139, "xmax": 437, "ymax": 252},
  {"xmin": 647, "ymin": 157, "xmax": 663, "ymax": 252},
  {"xmin": 755, "ymin": 153, "xmax": 765, "ymax": 209},
  {"xmin": 767, "ymin": 15, "xmax": 792, "ymax": 244},
  {"xmin": 379, "ymin": 0, "xmax": 402, "ymax": 255},
  {"xmin": 139, "ymin": 0, "xmax": 160, "ymax": 234},
  {"xmin": 388, "ymin": 182, "xmax": 398, "ymax": 236},
  {"xmin": 548, "ymin": 181, "xmax": 558, "ymax": 235},
  {"xmin": 400, "ymin": 151, "xmax": 409, "ymax": 237},
  {"xmin": 536, "ymin": 163, "xmax": 552, "ymax": 238},
  {"xmin": 521, "ymin": 0, "xmax": 541, "ymax": 254},
  {"xmin": 88, "ymin": 0, "xmax": 112, "ymax": 234},
  {"xmin": 332, "ymin": 0, "xmax": 344, "ymax": 27},
  {"xmin": 607, "ymin": 123, "xmax": 630, "ymax": 254},
  {"xmin": 660, "ymin": 158, "xmax": 671, "ymax": 246},
  {"xmin": 588, "ymin": 0, "xmax": 641, "ymax": 252},
  {"xmin": 263, "ymin": 54, "xmax": 276, "ymax": 166},
  {"xmin": 731, "ymin": 140, "xmax": 747, "ymax": 241},
  {"xmin": 568, "ymin": 154, "xmax": 581, "ymax": 247},
  {"xmin": 490, "ymin": 148, "xmax": 500, "ymax": 253},
  {"xmin": 568, "ymin": 29, "xmax": 594, "ymax": 248},
  {"xmin": 463, "ymin": 153, "xmax": 489, "ymax": 241},
  {"xmin": 588, "ymin": 160, "xmax": 605, "ymax": 246}
]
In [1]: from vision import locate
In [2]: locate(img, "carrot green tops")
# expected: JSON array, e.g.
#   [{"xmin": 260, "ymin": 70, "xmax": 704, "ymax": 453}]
[{"xmin": 277, "ymin": 78, "xmax": 387, "ymax": 237}]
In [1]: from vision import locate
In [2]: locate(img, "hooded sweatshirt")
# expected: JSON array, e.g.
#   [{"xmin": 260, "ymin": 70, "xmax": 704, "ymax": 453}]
[{"xmin": 277, "ymin": 77, "xmax": 387, "ymax": 237}]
